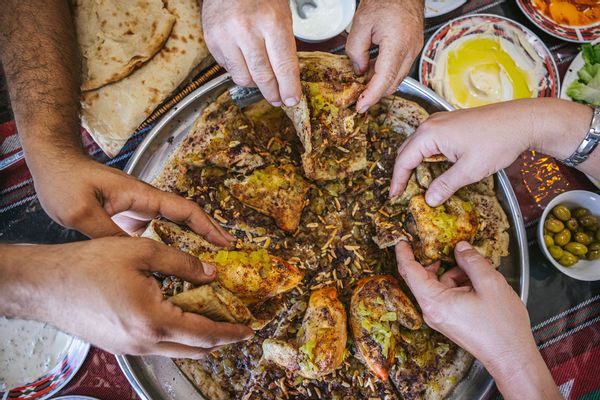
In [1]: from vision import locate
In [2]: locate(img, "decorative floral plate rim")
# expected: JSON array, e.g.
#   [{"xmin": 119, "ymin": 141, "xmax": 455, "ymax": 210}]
[
  {"xmin": 419, "ymin": 13, "xmax": 560, "ymax": 107},
  {"xmin": 0, "ymin": 337, "xmax": 89, "ymax": 400},
  {"xmin": 516, "ymin": 0, "xmax": 600, "ymax": 43}
]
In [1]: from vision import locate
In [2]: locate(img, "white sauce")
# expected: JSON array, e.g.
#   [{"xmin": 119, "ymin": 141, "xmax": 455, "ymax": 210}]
[
  {"xmin": 0, "ymin": 317, "xmax": 73, "ymax": 391},
  {"xmin": 290, "ymin": 0, "xmax": 344, "ymax": 40},
  {"xmin": 430, "ymin": 22, "xmax": 546, "ymax": 109}
]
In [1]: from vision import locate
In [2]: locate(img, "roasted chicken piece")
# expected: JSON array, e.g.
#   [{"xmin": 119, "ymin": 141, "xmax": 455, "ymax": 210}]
[
  {"xmin": 350, "ymin": 275, "xmax": 422, "ymax": 381},
  {"xmin": 262, "ymin": 287, "xmax": 347, "ymax": 379},
  {"xmin": 142, "ymin": 219, "xmax": 303, "ymax": 304},
  {"xmin": 225, "ymin": 164, "xmax": 311, "ymax": 232},
  {"xmin": 283, "ymin": 52, "xmax": 368, "ymax": 181},
  {"xmin": 406, "ymin": 194, "xmax": 478, "ymax": 264},
  {"xmin": 170, "ymin": 282, "xmax": 269, "ymax": 330},
  {"xmin": 202, "ymin": 248, "xmax": 303, "ymax": 305},
  {"xmin": 178, "ymin": 92, "xmax": 264, "ymax": 173}
]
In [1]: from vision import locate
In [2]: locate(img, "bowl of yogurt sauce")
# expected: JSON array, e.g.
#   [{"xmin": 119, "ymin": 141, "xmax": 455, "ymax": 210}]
[
  {"xmin": 290, "ymin": 0, "xmax": 356, "ymax": 43},
  {"xmin": 0, "ymin": 317, "xmax": 89, "ymax": 399}
]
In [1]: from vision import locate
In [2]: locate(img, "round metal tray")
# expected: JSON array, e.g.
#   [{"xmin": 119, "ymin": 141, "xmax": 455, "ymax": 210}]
[{"xmin": 118, "ymin": 74, "xmax": 529, "ymax": 400}]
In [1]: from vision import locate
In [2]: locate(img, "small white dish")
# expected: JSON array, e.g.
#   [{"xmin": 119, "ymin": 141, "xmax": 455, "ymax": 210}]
[
  {"xmin": 290, "ymin": 0, "xmax": 356, "ymax": 43},
  {"xmin": 425, "ymin": 0, "xmax": 467, "ymax": 18},
  {"xmin": 538, "ymin": 190, "xmax": 600, "ymax": 281}
]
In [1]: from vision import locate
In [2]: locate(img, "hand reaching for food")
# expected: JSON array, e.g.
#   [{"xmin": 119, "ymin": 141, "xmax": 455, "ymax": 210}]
[
  {"xmin": 395, "ymin": 240, "xmax": 562, "ymax": 400},
  {"xmin": 0, "ymin": 238, "xmax": 254, "ymax": 358},
  {"xmin": 390, "ymin": 98, "xmax": 595, "ymax": 207},
  {"xmin": 202, "ymin": 0, "xmax": 301, "ymax": 107},
  {"xmin": 346, "ymin": 0, "xmax": 424, "ymax": 113},
  {"xmin": 30, "ymin": 154, "xmax": 233, "ymax": 245}
]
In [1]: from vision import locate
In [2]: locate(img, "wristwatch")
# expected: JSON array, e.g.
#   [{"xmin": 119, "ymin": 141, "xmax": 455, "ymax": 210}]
[{"xmin": 563, "ymin": 106, "xmax": 600, "ymax": 168}]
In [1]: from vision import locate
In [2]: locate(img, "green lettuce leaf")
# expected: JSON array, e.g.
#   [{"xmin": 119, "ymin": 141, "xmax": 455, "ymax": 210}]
[
  {"xmin": 568, "ymin": 43, "xmax": 600, "ymax": 105},
  {"xmin": 582, "ymin": 43, "xmax": 600, "ymax": 65}
]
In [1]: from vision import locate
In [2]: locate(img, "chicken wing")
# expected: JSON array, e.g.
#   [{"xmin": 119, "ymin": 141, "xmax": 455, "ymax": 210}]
[
  {"xmin": 350, "ymin": 275, "xmax": 422, "ymax": 381},
  {"xmin": 262, "ymin": 287, "xmax": 347, "ymax": 379}
]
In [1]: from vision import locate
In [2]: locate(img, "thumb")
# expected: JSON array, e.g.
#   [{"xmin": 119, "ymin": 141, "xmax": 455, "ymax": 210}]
[
  {"xmin": 140, "ymin": 239, "xmax": 217, "ymax": 285},
  {"xmin": 425, "ymin": 158, "xmax": 479, "ymax": 207},
  {"xmin": 453, "ymin": 241, "xmax": 497, "ymax": 291}
]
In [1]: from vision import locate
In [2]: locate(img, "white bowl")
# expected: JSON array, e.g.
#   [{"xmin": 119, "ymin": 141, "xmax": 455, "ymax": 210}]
[
  {"xmin": 538, "ymin": 190, "xmax": 600, "ymax": 281},
  {"xmin": 290, "ymin": 0, "xmax": 356, "ymax": 43}
]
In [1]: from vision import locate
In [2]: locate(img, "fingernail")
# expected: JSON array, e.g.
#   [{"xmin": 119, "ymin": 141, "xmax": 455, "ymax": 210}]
[
  {"xmin": 284, "ymin": 97, "xmax": 298, "ymax": 107},
  {"xmin": 203, "ymin": 263, "xmax": 216, "ymax": 275},
  {"xmin": 353, "ymin": 63, "xmax": 361, "ymax": 74},
  {"xmin": 356, "ymin": 102, "xmax": 367, "ymax": 114},
  {"xmin": 272, "ymin": 101, "xmax": 282, "ymax": 107},
  {"xmin": 455, "ymin": 241, "xmax": 471, "ymax": 253},
  {"xmin": 425, "ymin": 191, "xmax": 442, "ymax": 207}
]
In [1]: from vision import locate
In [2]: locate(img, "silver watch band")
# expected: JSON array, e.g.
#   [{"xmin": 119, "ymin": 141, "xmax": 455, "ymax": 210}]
[{"xmin": 563, "ymin": 106, "xmax": 600, "ymax": 168}]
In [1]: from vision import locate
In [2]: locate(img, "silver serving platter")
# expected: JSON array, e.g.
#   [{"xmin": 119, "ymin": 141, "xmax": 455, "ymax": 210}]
[{"xmin": 118, "ymin": 74, "xmax": 529, "ymax": 400}]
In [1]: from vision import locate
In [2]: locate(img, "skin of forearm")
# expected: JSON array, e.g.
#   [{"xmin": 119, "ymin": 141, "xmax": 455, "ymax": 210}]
[
  {"xmin": 528, "ymin": 98, "xmax": 600, "ymax": 178},
  {"xmin": 0, "ymin": 0, "xmax": 84, "ymax": 170},
  {"xmin": 485, "ymin": 342, "xmax": 562, "ymax": 400},
  {"xmin": 0, "ymin": 244, "xmax": 48, "ymax": 320}
]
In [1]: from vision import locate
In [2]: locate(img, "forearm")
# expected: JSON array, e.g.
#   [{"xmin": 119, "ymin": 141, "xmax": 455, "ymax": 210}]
[
  {"xmin": 485, "ymin": 341, "xmax": 561, "ymax": 400},
  {"xmin": 528, "ymin": 98, "xmax": 600, "ymax": 178},
  {"xmin": 0, "ymin": 244, "xmax": 46, "ymax": 320},
  {"xmin": 0, "ymin": 0, "xmax": 84, "ymax": 171}
]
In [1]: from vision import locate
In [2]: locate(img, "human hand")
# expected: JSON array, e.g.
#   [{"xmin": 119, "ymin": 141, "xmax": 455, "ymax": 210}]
[
  {"xmin": 29, "ymin": 154, "xmax": 233, "ymax": 244},
  {"xmin": 390, "ymin": 99, "xmax": 594, "ymax": 207},
  {"xmin": 202, "ymin": 0, "xmax": 301, "ymax": 107},
  {"xmin": 13, "ymin": 238, "xmax": 253, "ymax": 358},
  {"xmin": 346, "ymin": 0, "xmax": 424, "ymax": 113},
  {"xmin": 395, "ymin": 241, "xmax": 561, "ymax": 400},
  {"xmin": 395, "ymin": 240, "xmax": 532, "ymax": 366}
]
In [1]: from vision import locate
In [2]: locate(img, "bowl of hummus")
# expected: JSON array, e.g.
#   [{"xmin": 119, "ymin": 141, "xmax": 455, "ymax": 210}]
[{"xmin": 420, "ymin": 14, "xmax": 559, "ymax": 109}]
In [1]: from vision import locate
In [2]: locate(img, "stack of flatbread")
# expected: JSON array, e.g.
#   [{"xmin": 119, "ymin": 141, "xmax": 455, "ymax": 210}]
[{"xmin": 73, "ymin": 0, "xmax": 209, "ymax": 157}]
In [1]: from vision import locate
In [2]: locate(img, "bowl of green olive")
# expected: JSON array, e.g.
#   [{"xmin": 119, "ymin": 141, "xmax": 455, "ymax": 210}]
[{"xmin": 538, "ymin": 190, "xmax": 600, "ymax": 281}]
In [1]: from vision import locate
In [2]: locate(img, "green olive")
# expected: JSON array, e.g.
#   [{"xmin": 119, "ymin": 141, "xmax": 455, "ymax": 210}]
[
  {"xmin": 566, "ymin": 218, "xmax": 579, "ymax": 231},
  {"xmin": 543, "ymin": 234, "xmax": 554, "ymax": 247},
  {"xmin": 544, "ymin": 218, "xmax": 565, "ymax": 233},
  {"xmin": 565, "ymin": 242, "xmax": 588, "ymax": 256},
  {"xmin": 559, "ymin": 251, "xmax": 579, "ymax": 267},
  {"xmin": 552, "ymin": 205, "xmax": 572, "ymax": 221},
  {"xmin": 548, "ymin": 245, "xmax": 564, "ymax": 260},
  {"xmin": 579, "ymin": 215, "xmax": 598, "ymax": 230},
  {"xmin": 554, "ymin": 229, "xmax": 572, "ymax": 246},
  {"xmin": 595, "ymin": 229, "xmax": 600, "ymax": 242},
  {"xmin": 574, "ymin": 232, "xmax": 592, "ymax": 245},
  {"xmin": 573, "ymin": 208, "xmax": 590, "ymax": 219},
  {"xmin": 590, "ymin": 242, "xmax": 600, "ymax": 252},
  {"xmin": 588, "ymin": 250, "xmax": 600, "ymax": 260}
]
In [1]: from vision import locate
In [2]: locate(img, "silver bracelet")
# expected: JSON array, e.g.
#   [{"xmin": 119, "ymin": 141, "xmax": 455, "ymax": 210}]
[{"xmin": 563, "ymin": 106, "xmax": 600, "ymax": 168}]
